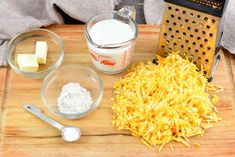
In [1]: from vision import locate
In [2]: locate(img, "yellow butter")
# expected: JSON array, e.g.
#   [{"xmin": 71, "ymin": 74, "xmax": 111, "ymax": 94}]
[
  {"xmin": 17, "ymin": 54, "xmax": 39, "ymax": 72},
  {"xmin": 35, "ymin": 41, "xmax": 48, "ymax": 64}
]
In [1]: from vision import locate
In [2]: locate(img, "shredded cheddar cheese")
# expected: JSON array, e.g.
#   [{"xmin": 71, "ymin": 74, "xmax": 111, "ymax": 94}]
[
  {"xmin": 194, "ymin": 143, "xmax": 201, "ymax": 147},
  {"xmin": 112, "ymin": 53, "xmax": 223, "ymax": 151}
]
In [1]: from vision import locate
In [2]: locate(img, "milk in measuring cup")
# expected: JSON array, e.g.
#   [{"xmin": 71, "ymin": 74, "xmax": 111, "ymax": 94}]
[{"xmin": 87, "ymin": 19, "xmax": 135, "ymax": 74}]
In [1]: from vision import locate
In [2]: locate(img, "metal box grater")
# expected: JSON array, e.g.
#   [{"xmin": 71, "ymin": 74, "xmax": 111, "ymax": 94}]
[{"xmin": 156, "ymin": 0, "xmax": 228, "ymax": 81}]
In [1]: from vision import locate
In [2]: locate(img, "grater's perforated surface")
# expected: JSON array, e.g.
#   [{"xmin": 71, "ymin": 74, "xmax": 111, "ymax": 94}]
[
  {"xmin": 190, "ymin": 0, "xmax": 222, "ymax": 9},
  {"xmin": 157, "ymin": 3, "xmax": 220, "ymax": 77}
]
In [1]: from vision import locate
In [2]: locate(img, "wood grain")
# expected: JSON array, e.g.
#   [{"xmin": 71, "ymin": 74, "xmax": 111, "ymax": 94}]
[
  {"xmin": 1, "ymin": 25, "xmax": 235, "ymax": 157},
  {"xmin": 0, "ymin": 68, "xmax": 8, "ymax": 157},
  {"xmin": 0, "ymin": 68, "xmax": 7, "ymax": 108},
  {"xmin": 229, "ymin": 53, "xmax": 235, "ymax": 85}
]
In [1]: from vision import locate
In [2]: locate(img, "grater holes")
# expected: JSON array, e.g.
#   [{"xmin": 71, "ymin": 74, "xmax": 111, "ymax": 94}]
[
  {"xmin": 202, "ymin": 51, "xmax": 206, "ymax": 55},
  {"xmin": 158, "ymin": 3, "xmax": 219, "ymax": 76},
  {"xmin": 203, "ymin": 71, "xmax": 207, "ymax": 75},
  {"xmin": 209, "ymin": 33, "xmax": 213, "ymax": 37},
  {"xmin": 190, "ymin": 0, "xmax": 222, "ymax": 10},
  {"xmin": 202, "ymin": 31, "xmax": 206, "ymax": 35},
  {"xmin": 212, "ymin": 5, "xmax": 218, "ymax": 9},
  {"xmin": 164, "ymin": 53, "xmax": 168, "ymax": 57},
  {"xmin": 205, "ymin": 59, "xmax": 209, "ymax": 63},
  {"xmin": 161, "ymin": 45, "xmax": 165, "ymax": 49},
  {"xmin": 164, "ymin": 33, "xmax": 167, "ymax": 36},
  {"xmin": 193, "ymin": 61, "xmax": 197, "ymax": 65},
  {"xmin": 189, "ymin": 54, "xmax": 194, "ymax": 60},
  {"xmin": 175, "ymin": 8, "xmax": 179, "ymax": 12},
  {"xmin": 171, "ymin": 14, "xmax": 175, "ymax": 18},
  {"xmin": 182, "ymin": 10, "xmax": 186, "ymax": 14},
  {"xmin": 166, "ymin": 40, "xmax": 170, "ymax": 44},
  {"xmin": 191, "ymin": 0, "xmax": 222, "ymax": 9},
  {"xmin": 190, "ymin": 13, "xmax": 194, "ymax": 17},
  {"xmin": 168, "ymin": 6, "xmax": 172, "ymax": 10},
  {"xmin": 207, "ymin": 46, "xmax": 211, "ymax": 50},
  {"xmin": 199, "ymin": 23, "xmax": 203, "ymax": 28},
  {"xmin": 204, "ymin": 17, "xmax": 208, "ymax": 22},
  {"xmin": 158, "ymin": 12, "xmax": 204, "ymax": 74},
  {"xmin": 180, "ymin": 24, "xmax": 183, "ymax": 28}
]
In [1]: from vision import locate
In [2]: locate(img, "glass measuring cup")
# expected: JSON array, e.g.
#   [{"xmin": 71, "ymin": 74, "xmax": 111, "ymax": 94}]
[{"xmin": 85, "ymin": 6, "xmax": 138, "ymax": 74}]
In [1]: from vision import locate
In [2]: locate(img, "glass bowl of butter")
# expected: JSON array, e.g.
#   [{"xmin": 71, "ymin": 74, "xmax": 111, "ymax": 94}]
[{"xmin": 6, "ymin": 29, "xmax": 64, "ymax": 79}]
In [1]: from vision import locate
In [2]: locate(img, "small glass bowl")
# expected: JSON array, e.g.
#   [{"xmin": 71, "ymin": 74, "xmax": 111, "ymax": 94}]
[
  {"xmin": 6, "ymin": 29, "xmax": 64, "ymax": 79},
  {"xmin": 41, "ymin": 64, "xmax": 104, "ymax": 119}
]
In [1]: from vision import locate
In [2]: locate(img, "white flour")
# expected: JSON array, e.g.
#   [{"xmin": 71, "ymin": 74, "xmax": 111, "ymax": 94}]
[{"xmin": 57, "ymin": 82, "xmax": 93, "ymax": 114}]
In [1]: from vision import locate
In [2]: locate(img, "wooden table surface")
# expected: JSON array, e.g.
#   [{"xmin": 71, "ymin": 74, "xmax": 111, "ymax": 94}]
[{"xmin": 0, "ymin": 25, "xmax": 235, "ymax": 157}]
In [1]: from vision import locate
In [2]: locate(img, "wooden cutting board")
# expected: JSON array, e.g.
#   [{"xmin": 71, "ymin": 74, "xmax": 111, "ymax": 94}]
[{"xmin": 0, "ymin": 25, "xmax": 235, "ymax": 157}]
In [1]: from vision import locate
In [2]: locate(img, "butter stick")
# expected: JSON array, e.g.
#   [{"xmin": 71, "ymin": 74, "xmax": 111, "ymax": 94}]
[
  {"xmin": 35, "ymin": 41, "xmax": 48, "ymax": 64},
  {"xmin": 17, "ymin": 54, "xmax": 39, "ymax": 72}
]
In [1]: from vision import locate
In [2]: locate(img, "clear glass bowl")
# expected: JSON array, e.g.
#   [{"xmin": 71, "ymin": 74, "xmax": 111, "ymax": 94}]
[
  {"xmin": 6, "ymin": 29, "xmax": 64, "ymax": 79},
  {"xmin": 41, "ymin": 64, "xmax": 104, "ymax": 119}
]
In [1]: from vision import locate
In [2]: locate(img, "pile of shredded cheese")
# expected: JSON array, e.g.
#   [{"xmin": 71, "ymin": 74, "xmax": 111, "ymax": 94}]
[{"xmin": 112, "ymin": 53, "xmax": 223, "ymax": 151}]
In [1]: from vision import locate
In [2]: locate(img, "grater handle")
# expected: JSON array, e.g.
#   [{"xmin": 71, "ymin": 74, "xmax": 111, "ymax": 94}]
[
  {"xmin": 164, "ymin": 0, "xmax": 228, "ymax": 17},
  {"xmin": 208, "ymin": 55, "xmax": 221, "ymax": 82}
]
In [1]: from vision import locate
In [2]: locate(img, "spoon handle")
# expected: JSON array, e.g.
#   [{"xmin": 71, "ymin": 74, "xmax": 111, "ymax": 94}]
[{"xmin": 22, "ymin": 104, "xmax": 64, "ymax": 130}]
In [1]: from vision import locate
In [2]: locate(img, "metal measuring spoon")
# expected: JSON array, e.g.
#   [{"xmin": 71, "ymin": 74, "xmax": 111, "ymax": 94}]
[{"xmin": 22, "ymin": 104, "xmax": 81, "ymax": 142}]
